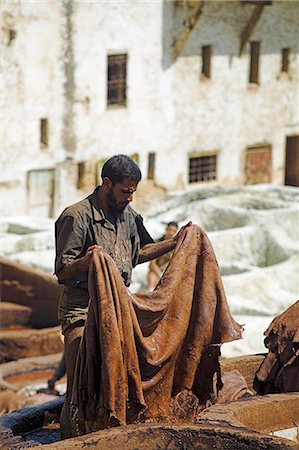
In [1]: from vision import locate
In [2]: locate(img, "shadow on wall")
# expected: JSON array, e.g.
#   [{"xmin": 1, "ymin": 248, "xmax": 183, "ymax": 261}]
[{"xmin": 161, "ymin": 1, "xmax": 298, "ymax": 70}]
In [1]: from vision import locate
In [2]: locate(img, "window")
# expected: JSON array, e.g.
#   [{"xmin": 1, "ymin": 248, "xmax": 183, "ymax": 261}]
[
  {"xmin": 147, "ymin": 152, "xmax": 156, "ymax": 180},
  {"xmin": 201, "ymin": 45, "xmax": 212, "ymax": 79},
  {"xmin": 189, "ymin": 154, "xmax": 217, "ymax": 183},
  {"xmin": 77, "ymin": 161, "xmax": 96, "ymax": 190},
  {"xmin": 107, "ymin": 54, "xmax": 127, "ymax": 106},
  {"xmin": 77, "ymin": 162, "xmax": 86, "ymax": 189},
  {"xmin": 7, "ymin": 29, "xmax": 16, "ymax": 46},
  {"xmin": 96, "ymin": 159, "xmax": 106, "ymax": 185},
  {"xmin": 285, "ymin": 136, "xmax": 299, "ymax": 187},
  {"xmin": 130, "ymin": 153, "xmax": 139, "ymax": 164},
  {"xmin": 281, "ymin": 48, "xmax": 290, "ymax": 73},
  {"xmin": 249, "ymin": 41, "xmax": 260, "ymax": 84},
  {"xmin": 40, "ymin": 118, "xmax": 48, "ymax": 147}
]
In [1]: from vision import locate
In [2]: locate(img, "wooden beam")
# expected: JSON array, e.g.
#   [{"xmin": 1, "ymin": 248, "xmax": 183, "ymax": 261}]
[
  {"xmin": 173, "ymin": 0, "xmax": 204, "ymax": 59},
  {"xmin": 241, "ymin": 1, "xmax": 272, "ymax": 5},
  {"xmin": 240, "ymin": 4, "xmax": 265, "ymax": 55},
  {"xmin": 183, "ymin": 0, "xmax": 191, "ymax": 29},
  {"xmin": 175, "ymin": 0, "xmax": 202, "ymax": 7}
]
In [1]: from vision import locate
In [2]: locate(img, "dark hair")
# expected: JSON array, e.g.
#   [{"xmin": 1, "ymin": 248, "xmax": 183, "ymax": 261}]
[
  {"xmin": 167, "ymin": 221, "xmax": 178, "ymax": 228},
  {"xmin": 101, "ymin": 154, "xmax": 142, "ymax": 185}
]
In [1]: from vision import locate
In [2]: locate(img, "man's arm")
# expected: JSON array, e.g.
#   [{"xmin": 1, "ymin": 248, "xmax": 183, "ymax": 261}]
[
  {"xmin": 56, "ymin": 245, "xmax": 101, "ymax": 282},
  {"xmin": 138, "ymin": 238, "xmax": 175, "ymax": 264},
  {"xmin": 55, "ymin": 211, "xmax": 103, "ymax": 283},
  {"xmin": 138, "ymin": 221, "xmax": 192, "ymax": 264}
]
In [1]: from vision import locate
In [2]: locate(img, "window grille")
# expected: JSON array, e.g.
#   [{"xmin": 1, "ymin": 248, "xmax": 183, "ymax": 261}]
[
  {"xmin": 189, "ymin": 154, "xmax": 217, "ymax": 183},
  {"xmin": 107, "ymin": 54, "xmax": 127, "ymax": 106}
]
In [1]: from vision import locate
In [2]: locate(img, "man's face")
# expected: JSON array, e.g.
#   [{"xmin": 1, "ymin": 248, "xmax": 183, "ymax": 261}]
[
  {"xmin": 107, "ymin": 178, "xmax": 138, "ymax": 212},
  {"xmin": 165, "ymin": 224, "xmax": 178, "ymax": 239}
]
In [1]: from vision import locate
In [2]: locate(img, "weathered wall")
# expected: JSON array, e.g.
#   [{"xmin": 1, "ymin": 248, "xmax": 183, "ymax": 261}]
[
  {"xmin": 2, "ymin": 2, "xmax": 65, "ymax": 215},
  {"xmin": 72, "ymin": 1, "xmax": 163, "ymax": 176},
  {"xmin": 1, "ymin": 1, "xmax": 76, "ymax": 217},
  {"xmin": 1, "ymin": 0, "xmax": 299, "ymax": 217},
  {"xmin": 157, "ymin": 0, "xmax": 299, "ymax": 189}
]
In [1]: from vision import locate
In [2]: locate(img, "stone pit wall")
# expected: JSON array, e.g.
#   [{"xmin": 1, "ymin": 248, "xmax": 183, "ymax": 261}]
[{"xmin": 0, "ymin": 257, "xmax": 62, "ymax": 328}]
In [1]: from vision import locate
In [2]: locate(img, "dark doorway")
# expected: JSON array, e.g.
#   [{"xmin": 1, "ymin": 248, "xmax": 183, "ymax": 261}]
[
  {"xmin": 27, "ymin": 168, "xmax": 55, "ymax": 217},
  {"xmin": 285, "ymin": 135, "xmax": 299, "ymax": 186}
]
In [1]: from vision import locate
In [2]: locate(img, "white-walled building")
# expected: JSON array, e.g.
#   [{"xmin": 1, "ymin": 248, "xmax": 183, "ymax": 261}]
[{"xmin": 2, "ymin": 0, "xmax": 299, "ymax": 217}]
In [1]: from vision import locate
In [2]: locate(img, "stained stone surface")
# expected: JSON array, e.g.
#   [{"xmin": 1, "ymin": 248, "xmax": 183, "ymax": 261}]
[
  {"xmin": 0, "ymin": 302, "xmax": 32, "ymax": 328},
  {"xmin": 0, "ymin": 327, "xmax": 63, "ymax": 363}
]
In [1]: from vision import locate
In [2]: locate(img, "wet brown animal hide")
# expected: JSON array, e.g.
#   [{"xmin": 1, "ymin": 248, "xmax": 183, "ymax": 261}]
[
  {"xmin": 254, "ymin": 300, "xmax": 299, "ymax": 394},
  {"xmin": 70, "ymin": 225, "xmax": 242, "ymax": 435}
]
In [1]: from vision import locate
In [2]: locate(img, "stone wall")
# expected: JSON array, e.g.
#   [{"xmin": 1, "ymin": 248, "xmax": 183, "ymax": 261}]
[{"xmin": 0, "ymin": 257, "xmax": 62, "ymax": 328}]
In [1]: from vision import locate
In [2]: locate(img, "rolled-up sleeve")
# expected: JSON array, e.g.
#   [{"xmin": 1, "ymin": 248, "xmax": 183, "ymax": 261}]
[
  {"xmin": 135, "ymin": 214, "xmax": 154, "ymax": 248},
  {"xmin": 129, "ymin": 213, "xmax": 154, "ymax": 268},
  {"xmin": 55, "ymin": 213, "xmax": 86, "ymax": 274}
]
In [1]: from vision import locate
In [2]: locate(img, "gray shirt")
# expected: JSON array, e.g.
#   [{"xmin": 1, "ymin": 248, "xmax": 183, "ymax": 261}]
[{"xmin": 55, "ymin": 187, "xmax": 153, "ymax": 289}]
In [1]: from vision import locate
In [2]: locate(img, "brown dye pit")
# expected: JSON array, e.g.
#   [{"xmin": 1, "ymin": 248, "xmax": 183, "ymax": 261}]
[{"xmin": 4, "ymin": 370, "xmax": 55, "ymax": 388}]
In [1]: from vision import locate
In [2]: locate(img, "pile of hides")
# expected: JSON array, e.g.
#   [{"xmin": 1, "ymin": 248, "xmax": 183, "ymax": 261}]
[{"xmin": 71, "ymin": 225, "xmax": 242, "ymax": 435}]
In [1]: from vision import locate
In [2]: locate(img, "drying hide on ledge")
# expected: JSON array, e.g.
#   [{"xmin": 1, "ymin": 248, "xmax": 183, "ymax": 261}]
[
  {"xmin": 254, "ymin": 300, "xmax": 299, "ymax": 394},
  {"xmin": 71, "ymin": 225, "xmax": 242, "ymax": 435}
]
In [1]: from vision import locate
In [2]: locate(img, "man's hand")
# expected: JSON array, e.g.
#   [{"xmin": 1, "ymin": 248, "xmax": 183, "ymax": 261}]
[
  {"xmin": 174, "ymin": 221, "xmax": 193, "ymax": 242},
  {"xmin": 56, "ymin": 244, "xmax": 102, "ymax": 282},
  {"xmin": 86, "ymin": 244, "xmax": 103, "ymax": 257},
  {"xmin": 82, "ymin": 244, "xmax": 103, "ymax": 270}
]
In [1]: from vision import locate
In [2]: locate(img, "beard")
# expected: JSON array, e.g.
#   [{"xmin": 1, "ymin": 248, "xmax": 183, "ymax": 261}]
[{"xmin": 107, "ymin": 188, "xmax": 128, "ymax": 214}]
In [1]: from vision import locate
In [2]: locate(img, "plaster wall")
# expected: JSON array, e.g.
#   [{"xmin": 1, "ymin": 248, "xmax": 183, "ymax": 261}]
[
  {"xmin": 1, "ymin": 2, "xmax": 66, "ymax": 216},
  {"xmin": 73, "ymin": 1, "xmax": 164, "ymax": 173},
  {"xmin": 1, "ymin": 0, "xmax": 299, "ymax": 217},
  {"xmin": 2, "ymin": 3, "xmax": 65, "ymax": 169},
  {"xmin": 72, "ymin": 0, "xmax": 299, "ymax": 190},
  {"xmin": 155, "ymin": 0, "xmax": 299, "ymax": 189}
]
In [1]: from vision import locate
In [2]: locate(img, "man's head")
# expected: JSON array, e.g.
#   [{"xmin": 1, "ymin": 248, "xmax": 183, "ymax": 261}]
[
  {"xmin": 165, "ymin": 221, "xmax": 178, "ymax": 239},
  {"xmin": 101, "ymin": 155, "xmax": 141, "ymax": 212},
  {"xmin": 101, "ymin": 155, "xmax": 141, "ymax": 186}
]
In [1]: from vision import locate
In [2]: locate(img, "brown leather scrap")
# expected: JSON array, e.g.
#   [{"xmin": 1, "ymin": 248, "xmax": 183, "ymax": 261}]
[
  {"xmin": 218, "ymin": 370, "xmax": 254, "ymax": 403},
  {"xmin": 70, "ymin": 225, "xmax": 242, "ymax": 434},
  {"xmin": 254, "ymin": 300, "xmax": 299, "ymax": 394}
]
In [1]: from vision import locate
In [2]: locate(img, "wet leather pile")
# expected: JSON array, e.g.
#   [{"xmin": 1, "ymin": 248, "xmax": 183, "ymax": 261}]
[
  {"xmin": 71, "ymin": 225, "xmax": 242, "ymax": 434},
  {"xmin": 218, "ymin": 369, "xmax": 253, "ymax": 403},
  {"xmin": 254, "ymin": 300, "xmax": 299, "ymax": 394}
]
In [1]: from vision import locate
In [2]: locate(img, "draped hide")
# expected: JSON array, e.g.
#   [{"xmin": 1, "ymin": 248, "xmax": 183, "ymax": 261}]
[
  {"xmin": 254, "ymin": 300, "xmax": 299, "ymax": 394},
  {"xmin": 70, "ymin": 225, "xmax": 242, "ymax": 435}
]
